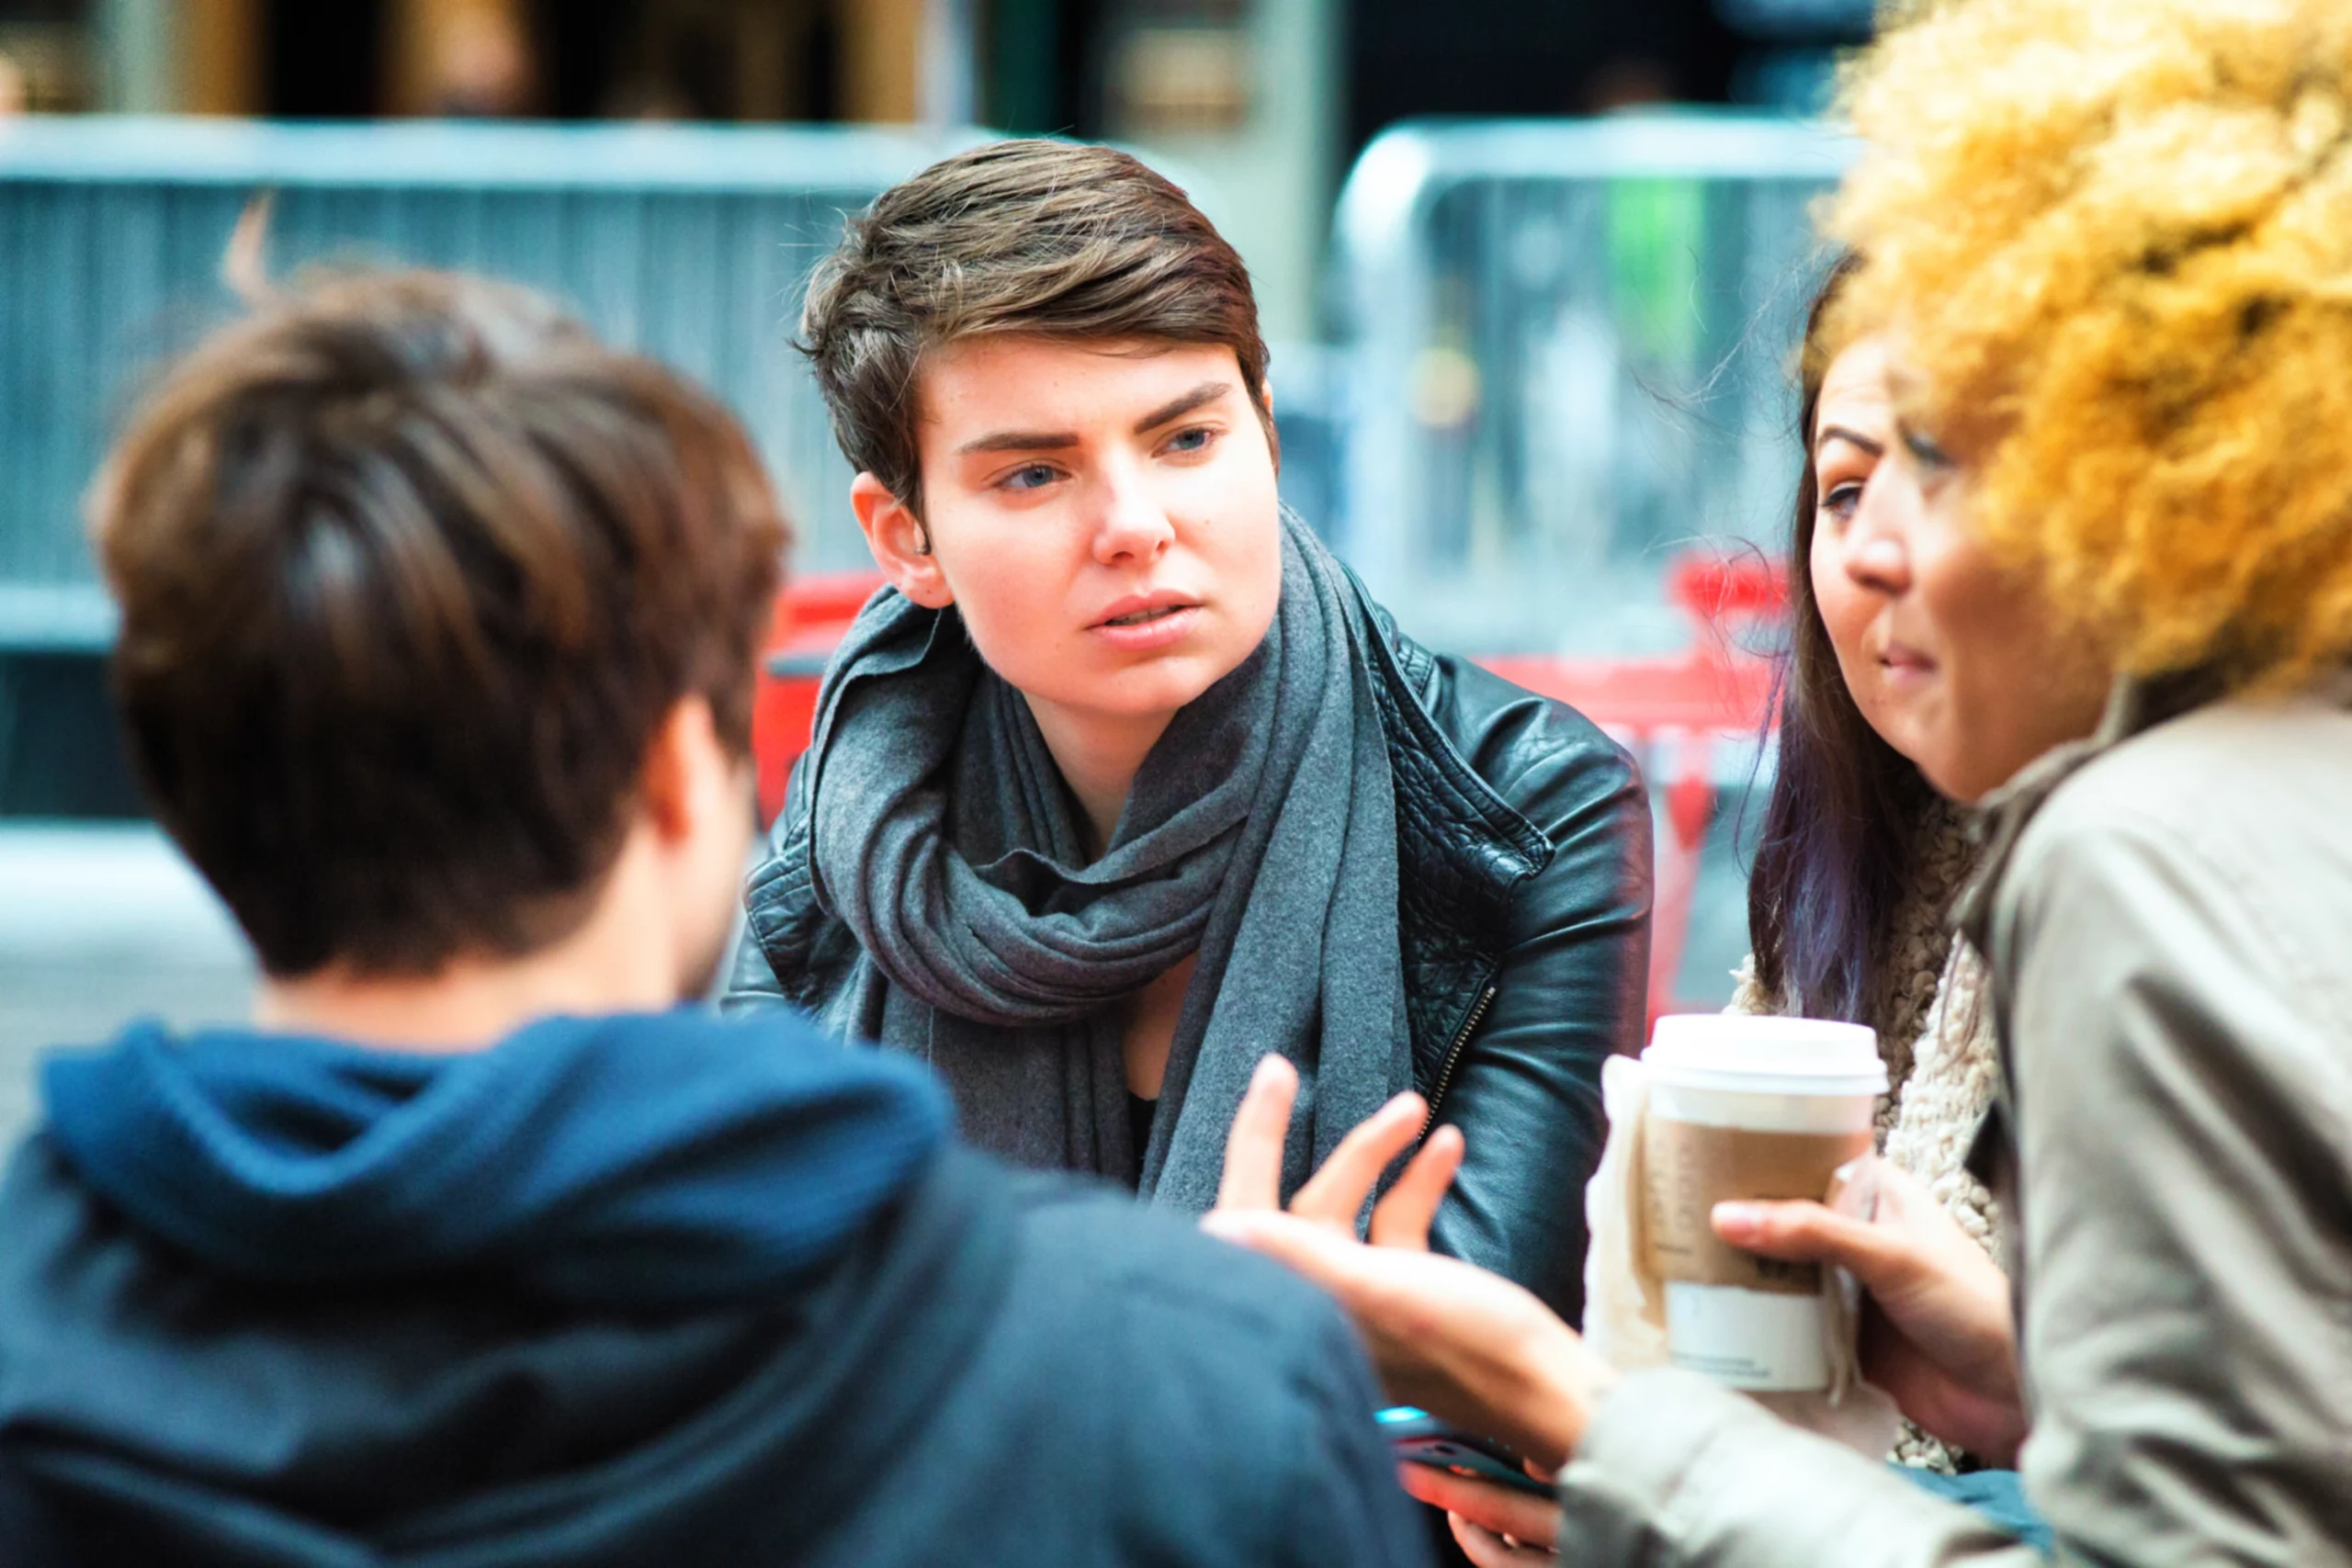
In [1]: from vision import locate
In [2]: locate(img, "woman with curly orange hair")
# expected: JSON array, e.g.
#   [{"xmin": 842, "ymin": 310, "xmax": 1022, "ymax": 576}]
[{"xmin": 1204, "ymin": 0, "xmax": 2352, "ymax": 1562}]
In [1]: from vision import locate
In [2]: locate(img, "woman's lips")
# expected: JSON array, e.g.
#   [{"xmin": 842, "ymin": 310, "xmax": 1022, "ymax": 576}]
[
  {"xmin": 1089, "ymin": 603, "xmax": 1203, "ymax": 651},
  {"xmin": 1880, "ymin": 640, "xmax": 1938, "ymax": 682}
]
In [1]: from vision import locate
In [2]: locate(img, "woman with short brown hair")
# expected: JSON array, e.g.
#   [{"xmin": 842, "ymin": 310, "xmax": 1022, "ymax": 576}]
[{"xmin": 725, "ymin": 140, "xmax": 1655, "ymax": 1328}]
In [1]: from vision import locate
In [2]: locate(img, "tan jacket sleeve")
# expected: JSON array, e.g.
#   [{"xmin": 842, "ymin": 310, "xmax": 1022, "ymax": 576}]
[
  {"xmin": 1556, "ymin": 747, "xmax": 2352, "ymax": 1565},
  {"xmin": 1988, "ymin": 797, "xmax": 2352, "ymax": 1565},
  {"xmin": 1557, "ymin": 1369, "xmax": 2035, "ymax": 1566}
]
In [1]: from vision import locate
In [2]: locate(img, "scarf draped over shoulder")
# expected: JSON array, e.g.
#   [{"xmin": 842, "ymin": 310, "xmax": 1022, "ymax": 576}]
[{"xmin": 802, "ymin": 513, "xmax": 1412, "ymax": 1212}]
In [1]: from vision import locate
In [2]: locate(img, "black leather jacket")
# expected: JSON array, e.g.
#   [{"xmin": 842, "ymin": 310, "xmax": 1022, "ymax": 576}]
[{"xmin": 725, "ymin": 596, "xmax": 1653, "ymax": 1323}]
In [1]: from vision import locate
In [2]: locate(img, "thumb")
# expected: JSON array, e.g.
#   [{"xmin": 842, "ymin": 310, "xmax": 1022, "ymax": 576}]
[{"xmin": 1711, "ymin": 1199, "xmax": 1919, "ymax": 1294}]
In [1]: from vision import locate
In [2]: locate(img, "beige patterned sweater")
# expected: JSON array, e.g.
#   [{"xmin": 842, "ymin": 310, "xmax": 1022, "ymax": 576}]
[{"xmin": 1727, "ymin": 795, "xmax": 2004, "ymax": 1472}]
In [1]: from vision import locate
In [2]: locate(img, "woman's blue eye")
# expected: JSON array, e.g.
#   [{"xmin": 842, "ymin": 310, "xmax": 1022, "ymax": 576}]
[{"xmin": 1822, "ymin": 479, "xmax": 1864, "ymax": 519}]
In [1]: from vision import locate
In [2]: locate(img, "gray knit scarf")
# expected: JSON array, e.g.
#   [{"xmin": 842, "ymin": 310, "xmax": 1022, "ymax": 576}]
[{"xmin": 802, "ymin": 513, "xmax": 1411, "ymax": 1213}]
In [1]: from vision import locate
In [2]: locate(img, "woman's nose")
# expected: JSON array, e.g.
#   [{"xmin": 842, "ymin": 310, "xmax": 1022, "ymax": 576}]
[
  {"xmin": 1844, "ymin": 531, "xmax": 1910, "ymax": 595},
  {"xmin": 1842, "ymin": 482, "xmax": 1914, "ymax": 596},
  {"xmin": 1091, "ymin": 469, "xmax": 1176, "ymax": 565}
]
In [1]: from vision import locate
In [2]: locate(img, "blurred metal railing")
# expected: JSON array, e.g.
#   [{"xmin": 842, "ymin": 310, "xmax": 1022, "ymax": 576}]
[
  {"xmin": 0, "ymin": 116, "xmax": 988, "ymax": 617},
  {"xmin": 1325, "ymin": 113, "xmax": 1854, "ymax": 660},
  {"xmin": 0, "ymin": 116, "xmax": 994, "ymax": 818},
  {"xmin": 1321, "ymin": 115, "xmax": 1858, "ymax": 1009}
]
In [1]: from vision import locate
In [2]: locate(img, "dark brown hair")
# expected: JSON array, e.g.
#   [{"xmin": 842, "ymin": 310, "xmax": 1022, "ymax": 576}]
[
  {"xmin": 798, "ymin": 138, "xmax": 1272, "ymax": 516},
  {"xmin": 1747, "ymin": 253, "xmax": 1934, "ymax": 1020},
  {"xmin": 91, "ymin": 271, "xmax": 787, "ymax": 977}
]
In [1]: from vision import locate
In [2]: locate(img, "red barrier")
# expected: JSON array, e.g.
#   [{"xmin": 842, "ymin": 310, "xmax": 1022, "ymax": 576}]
[
  {"xmin": 1477, "ymin": 644, "xmax": 1773, "ymax": 1021},
  {"xmin": 751, "ymin": 571, "xmax": 883, "ymax": 824}
]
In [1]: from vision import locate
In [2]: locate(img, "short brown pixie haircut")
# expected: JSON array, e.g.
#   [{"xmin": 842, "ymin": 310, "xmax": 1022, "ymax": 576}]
[
  {"xmin": 91, "ymin": 271, "xmax": 786, "ymax": 977},
  {"xmin": 799, "ymin": 138, "xmax": 1272, "ymax": 516}
]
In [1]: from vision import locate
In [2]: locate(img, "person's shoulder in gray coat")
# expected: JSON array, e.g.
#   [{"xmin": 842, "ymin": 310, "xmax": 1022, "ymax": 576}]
[{"xmin": 1554, "ymin": 676, "xmax": 2352, "ymax": 1566}]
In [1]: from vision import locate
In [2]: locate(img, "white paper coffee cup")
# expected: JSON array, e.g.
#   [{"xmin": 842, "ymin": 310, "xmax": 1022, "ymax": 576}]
[{"xmin": 1638, "ymin": 1015, "xmax": 1886, "ymax": 1392}]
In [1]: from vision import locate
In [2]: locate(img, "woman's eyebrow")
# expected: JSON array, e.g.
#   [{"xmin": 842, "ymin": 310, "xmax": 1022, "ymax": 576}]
[
  {"xmin": 954, "ymin": 381, "xmax": 1236, "ymax": 455},
  {"xmin": 957, "ymin": 428, "xmax": 1078, "ymax": 456},
  {"xmin": 1133, "ymin": 380, "xmax": 1233, "ymax": 434},
  {"xmin": 1814, "ymin": 423, "xmax": 1886, "ymax": 460}
]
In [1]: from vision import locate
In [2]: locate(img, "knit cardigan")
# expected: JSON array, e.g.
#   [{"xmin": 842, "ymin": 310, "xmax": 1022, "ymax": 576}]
[{"xmin": 1728, "ymin": 795, "xmax": 2003, "ymax": 1472}]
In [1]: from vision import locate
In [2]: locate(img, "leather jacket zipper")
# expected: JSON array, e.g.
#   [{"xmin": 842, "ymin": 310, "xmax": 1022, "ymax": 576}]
[{"xmin": 1420, "ymin": 983, "xmax": 1498, "ymax": 1134}]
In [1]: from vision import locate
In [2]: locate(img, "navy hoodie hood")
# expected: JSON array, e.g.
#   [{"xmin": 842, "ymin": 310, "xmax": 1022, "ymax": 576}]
[
  {"xmin": 0, "ymin": 1008, "xmax": 1438, "ymax": 1568},
  {"xmin": 0, "ymin": 1010, "xmax": 1017, "ymax": 1567},
  {"xmin": 37, "ymin": 1010, "xmax": 953, "ymax": 1310}
]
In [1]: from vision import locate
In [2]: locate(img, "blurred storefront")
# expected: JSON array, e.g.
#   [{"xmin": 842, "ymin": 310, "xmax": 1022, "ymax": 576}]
[
  {"xmin": 0, "ymin": 0, "xmax": 1871, "ymax": 352},
  {"xmin": 0, "ymin": 0, "xmax": 1330, "ymax": 332},
  {"xmin": 20, "ymin": 0, "xmax": 944, "ymax": 121}
]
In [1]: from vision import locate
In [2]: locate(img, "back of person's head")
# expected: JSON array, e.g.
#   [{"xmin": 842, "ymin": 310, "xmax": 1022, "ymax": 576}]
[
  {"xmin": 90, "ymin": 271, "xmax": 786, "ymax": 978},
  {"xmin": 1828, "ymin": 0, "xmax": 2352, "ymax": 690},
  {"xmin": 798, "ymin": 138, "xmax": 1271, "ymax": 514}
]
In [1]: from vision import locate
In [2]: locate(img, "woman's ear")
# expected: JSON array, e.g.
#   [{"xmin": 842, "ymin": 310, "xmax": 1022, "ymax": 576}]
[{"xmin": 852, "ymin": 472, "xmax": 953, "ymax": 608}]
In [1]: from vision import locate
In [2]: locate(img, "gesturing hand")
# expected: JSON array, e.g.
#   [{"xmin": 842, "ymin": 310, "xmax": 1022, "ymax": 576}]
[
  {"xmin": 1210, "ymin": 1053, "xmax": 1464, "ymax": 1247},
  {"xmin": 1204, "ymin": 1055, "xmax": 1613, "ymax": 1472},
  {"xmin": 1713, "ymin": 1156, "xmax": 2025, "ymax": 1463}
]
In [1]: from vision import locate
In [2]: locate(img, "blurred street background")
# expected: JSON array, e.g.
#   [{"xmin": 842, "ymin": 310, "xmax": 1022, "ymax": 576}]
[{"xmin": 0, "ymin": 0, "xmax": 1878, "ymax": 1147}]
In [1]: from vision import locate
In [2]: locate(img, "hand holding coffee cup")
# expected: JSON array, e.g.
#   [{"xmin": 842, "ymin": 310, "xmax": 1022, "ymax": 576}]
[
  {"xmin": 1711, "ymin": 1155, "xmax": 2026, "ymax": 1461},
  {"xmin": 1636, "ymin": 1017, "xmax": 1887, "ymax": 1392}
]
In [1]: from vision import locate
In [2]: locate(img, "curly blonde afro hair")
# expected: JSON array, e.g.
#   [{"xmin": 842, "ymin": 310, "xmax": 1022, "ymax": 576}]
[{"xmin": 1827, "ymin": 0, "xmax": 2352, "ymax": 688}]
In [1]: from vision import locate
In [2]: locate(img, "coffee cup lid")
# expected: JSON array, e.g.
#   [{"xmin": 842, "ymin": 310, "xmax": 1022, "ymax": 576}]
[{"xmin": 1642, "ymin": 1014, "xmax": 1888, "ymax": 1097}]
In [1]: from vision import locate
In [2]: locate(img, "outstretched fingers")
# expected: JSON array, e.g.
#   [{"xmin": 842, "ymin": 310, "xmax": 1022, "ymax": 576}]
[
  {"xmin": 1212, "ymin": 1064, "xmax": 1459, "ymax": 1247},
  {"xmin": 1215, "ymin": 1055, "xmax": 1300, "ymax": 1213},
  {"xmin": 1289, "ymin": 1089, "xmax": 1430, "ymax": 1226},
  {"xmin": 1370, "ymin": 1123, "xmax": 1464, "ymax": 1249}
]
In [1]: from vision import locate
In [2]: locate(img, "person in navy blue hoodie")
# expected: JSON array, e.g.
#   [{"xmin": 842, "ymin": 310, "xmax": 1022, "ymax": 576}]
[{"xmin": 0, "ymin": 269, "xmax": 1430, "ymax": 1568}]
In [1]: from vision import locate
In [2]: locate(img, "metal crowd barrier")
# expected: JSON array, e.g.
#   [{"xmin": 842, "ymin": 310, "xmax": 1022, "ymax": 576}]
[
  {"xmin": 1322, "ymin": 116, "xmax": 1855, "ymax": 1009},
  {"xmin": 0, "ymin": 116, "xmax": 987, "ymax": 815},
  {"xmin": 1325, "ymin": 113, "xmax": 1854, "ymax": 661},
  {"xmin": 0, "ymin": 117, "xmax": 989, "ymax": 606}
]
